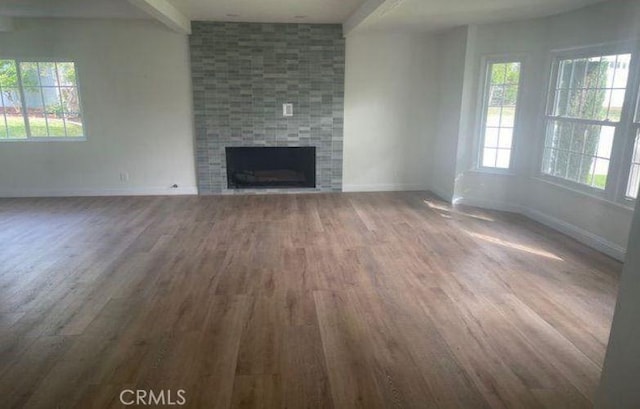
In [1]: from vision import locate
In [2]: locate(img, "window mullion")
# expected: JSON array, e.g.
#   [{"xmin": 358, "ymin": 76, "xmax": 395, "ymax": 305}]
[
  {"xmin": 615, "ymin": 51, "xmax": 640, "ymax": 201},
  {"xmin": 0, "ymin": 82, "xmax": 9, "ymax": 137},
  {"xmin": 14, "ymin": 61, "xmax": 32, "ymax": 138},
  {"xmin": 545, "ymin": 115, "xmax": 619, "ymax": 127}
]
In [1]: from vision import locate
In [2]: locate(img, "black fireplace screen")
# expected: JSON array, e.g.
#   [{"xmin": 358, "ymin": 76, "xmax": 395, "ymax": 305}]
[{"xmin": 225, "ymin": 147, "xmax": 316, "ymax": 189}]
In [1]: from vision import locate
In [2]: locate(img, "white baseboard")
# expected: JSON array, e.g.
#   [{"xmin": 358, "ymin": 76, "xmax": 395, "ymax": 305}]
[
  {"xmin": 342, "ymin": 183, "xmax": 427, "ymax": 192},
  {"xmin": 522, "ymin": 207, "xmax": 626, "ymax": 261},
  {"xmin": 453, "ymin": 197, "xmax": 523, "ymax": 214},
  {"xmin": 455, "ymin": 196, "xmax": 626, "ymax": 261},
  {"xmin": 0, "ymin": 186, "xmax": 198, "ymax": 198}
]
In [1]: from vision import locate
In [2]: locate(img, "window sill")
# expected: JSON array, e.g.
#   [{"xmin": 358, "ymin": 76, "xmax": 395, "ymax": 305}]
[
  {"xmin": 0, "ymin": 137, "xmax": 87, "ymax": 143},
  {"xmin": 468, "ymin": 167, "xmax": 517, "ymax": 177},
  {"xmin": 532, "ymin": 175, "xmax": 636, "ymax": 211}
]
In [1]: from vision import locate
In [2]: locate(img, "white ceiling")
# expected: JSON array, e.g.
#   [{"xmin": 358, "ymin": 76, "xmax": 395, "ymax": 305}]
[
  {"xmin": 0, "ymin": 0, "xmax": 368, "ymax": 24},
  {"xmin": 0, "ymin": 0, "xmax": 149, "ymax": 19},
  {"xmin": 354, "ymin": 0, "xmax": 609, "ymax": 32},
  {"xmin": 188, "ymin": 0, "xmax": 368, "ymax": 24},
  {"xmin": 0, "ymin": 0, "xmax": 612, "ymax": 33}
]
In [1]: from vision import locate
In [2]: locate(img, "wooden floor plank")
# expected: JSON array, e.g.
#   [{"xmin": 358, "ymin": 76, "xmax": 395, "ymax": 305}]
[{"xmin": 0, "ymin": 192, "xmax": 620, "ymax": 408}]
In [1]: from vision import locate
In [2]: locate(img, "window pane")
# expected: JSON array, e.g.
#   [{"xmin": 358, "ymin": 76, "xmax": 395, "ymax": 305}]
[
  {"xmin": 38, "ymin": 62, "xmax": 58, "ymax": 87},
  {"xmin": 483, "ymin": 148, "xmax": 497, "ymax": 167},
  {"xmin": 596, "ymin": 126, "xmax": 614, "ymax": 159},
  {"xmin": 16, "ymin": 61, "xmax": 84, "ymax": 138},
  {"xmin": 542, "ymin": 119, "xmax": 614, "ymax": 189},
  {"xmin": 567, "ymin": 153, "xmax": 582, "ymax": 181},
  {"xmin": 500, "ymin": 107, "xmax": 515, "ymax": 127},
  {"xmin": 627, "ymin": 130, "xmax": 640, "ymax": 199},
  {"xmin": 608, "ymin": 54, "xmax": 631, "ymax": 89},
  {"xmin": 557, "ymin": 60, "xmax": 573, "ymax": 89},
  {"xmin": 43, "ymin": 87, "xmax": 65, "ymax": 137},
  {"xmin": 481, "ymin": 61, "xmax": 521, "ymax": 169},
  {"xmin": 498, "ymin": 128, "xmax": 513, "ymax": 148},
  {"xmin": 542, "ymin": 147, "xmax": 553, "ymax": 174},
  {"xmin": 0, "ymin": 60, "xmax": 28, "ymax": 139},
  {"xmin": 487, "ymin": 107, "xmax": 501, "ymax": 127},
  {"xmin": 23, "ymin": 85, "xmax": 48, "ymax": 137},
  {"xmin": 496, "ymin": 149, "xmax": 511, "ymax": 168},
  {"xmin": 19, "ymin": 62, "xmax": 40, "ymax": 87},
  {"xmin": 0, "ymin": 87, "xmax": 27, "ymax": 139},
  {"xmin": 607, "ymin": 89, "xmax": 625, "ymax": 121},
  {"xmin": 0, "ymin": 59, "xmax": 19, "ymax": 87},
  {"xmin": 491, "ymin": 63, "xmax": 506, "ymax": 84},
  {"xmin": 489, "ymin": 85, "xmax": 505, "ymax": 106},
  {"xmin": 554, "ymin": 89, "xmax": 570, "ymax": 116},
  {"xmin": 56, "ymin": 63, "xmax": 77, "ymax": 86},
  {"xmin": 551, "ymin": 53, "xmax": 631, "ymax": 122},
  {"xmin": 64, "ymin": 111, "xmax": 83, "ymax": 136},
  {"xmin": 503, "ymin": 85, "xmax": 519, "ymax": 106},
  {"xmin": 591, "ymin": 159, "xmax": 609, "ymax": 189},
  {"xmin": 485, "ymin": 127, "xmax": 499, "ymax": 147}
]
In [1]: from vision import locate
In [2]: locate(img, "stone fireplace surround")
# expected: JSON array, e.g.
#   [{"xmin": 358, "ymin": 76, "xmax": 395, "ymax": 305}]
[{"xmin": 190, "ymin": 22, "xmax": 345, "ymax": 194}]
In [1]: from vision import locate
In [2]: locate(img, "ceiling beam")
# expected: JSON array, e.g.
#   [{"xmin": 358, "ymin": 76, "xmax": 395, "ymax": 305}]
[
  {"xmin": 0, "ymin": 16, "xmax": 14, "ymax": 32},
  {"xmin": 128, "ymin": 0, "xmax": 191, "ymax": 35},
  {"xmin": 342, "ymin": 0, "xmax": 405, "ymax": 36}
]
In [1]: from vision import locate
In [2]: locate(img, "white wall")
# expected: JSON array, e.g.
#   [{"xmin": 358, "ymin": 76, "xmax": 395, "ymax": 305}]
[
  {"xmin": 0, "ymin": 18, "xmax": 197, "ymax": 196},
  {"xmin": 343, "ymin": 30, "xmax": 438, "ymax": 192},
  {"xmin": 450, "ymin": 0, "xmax": 640, "ymax": 259}
]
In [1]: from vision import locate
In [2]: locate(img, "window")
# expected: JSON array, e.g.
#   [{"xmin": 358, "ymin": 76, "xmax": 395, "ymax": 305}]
[
  {"xmin": 627, "ymin": 93, "xmax": 640, "ymax": 199},
  {"xmin": 542, "ymin": 53, "xmax": 631, "ymax": 190},
  {"xmin": 0, "ymin": 59, "xmax": 84, "ymax": 140},
  {"xmin": 479, "ymin": 61, "xmax": 522, "ymax": 169}
]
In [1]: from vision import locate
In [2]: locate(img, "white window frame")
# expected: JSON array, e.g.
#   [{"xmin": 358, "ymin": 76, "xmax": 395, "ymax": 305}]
[
  {"xmin": 621, "ymin": 79, "xmax": 640, "ymax": 202},
  {"xmin": 0, "ymin": 57, "xmax": 87, "ymax": 142},
  {"xmin": 538, "ymin": 42, "xmax": 640, "ymax": 205},
  {"xmin": 475, "ymin": 56, "xmax": 525, "ymax": 172}
]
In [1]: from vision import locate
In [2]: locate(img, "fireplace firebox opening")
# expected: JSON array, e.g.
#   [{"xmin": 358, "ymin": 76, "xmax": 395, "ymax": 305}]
[{"xmin": 225, "ymin": 147, "xmax": 316, "ymax": 189}]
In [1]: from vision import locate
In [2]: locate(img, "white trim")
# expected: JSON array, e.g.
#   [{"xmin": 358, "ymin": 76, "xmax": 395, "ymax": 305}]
[
  {"xmin": 549, "ymin": 40, "xmax": 637, "ymax": 59},
  {"xmin": 127, "ymin": 0, "xmax": 191, "ymax": 35},
  {"xmin": 0, "ymin": 186, "xmax": 198, "ymax": 198},
  {"xmin": 466, "ymin": 168, "xmax": 517, "ymax": 177},
  {"xmin": 532, "ymin": 175, "xmax": 634, "ymax": 211},
  {"xmin": 453, "ymin": 197, "xmax": 523, "ymax": 213},
  {"xmin": 522, "ymin": 207, "xmax": 626, "ymax": 261},
  {"xmin": 342, "ymin": 183, "xmax": 426, "ymax": 192},
  {"xmin": 455, "ymin": 196, "xmax": 626, "ymax": 261},
  {"xmin": 539, "ymin": 44, "xmax": 639, "ymax": 204},
  {"xmin": 0, "ymin": 137, "xmax": 87, "ymax": 143},
  {"xmin": 0, "ymin": 59, "xmax": 87, "ymax": 141},
  {"xmin": 474, "ymin": 56, "xmax": 525, "ymax": 171},
  {"xmin": 343, "ymin": 0, "xmax": 387, "ymax": 36}
]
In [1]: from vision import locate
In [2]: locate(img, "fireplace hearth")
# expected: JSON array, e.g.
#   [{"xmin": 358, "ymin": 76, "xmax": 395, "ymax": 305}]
[{"xmin": 225, "ymin": 147, "xmax": 316, "ymax": 189}]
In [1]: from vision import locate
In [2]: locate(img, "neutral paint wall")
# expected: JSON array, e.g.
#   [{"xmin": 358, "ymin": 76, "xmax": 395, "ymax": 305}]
[
  {"xmin": 343, "ymin": 30, "xmax": 438, "ymax": 192},
  {"xmin": 597, "ymin": 198, "xmax": 640, "ymax": 407},
  {"xmin": 0, "ymin": 18, "xmax": 197, "ymax": 196},
  {"xmin": 451, "ymin": 0, "xmax": 640, "ymax": 259}
]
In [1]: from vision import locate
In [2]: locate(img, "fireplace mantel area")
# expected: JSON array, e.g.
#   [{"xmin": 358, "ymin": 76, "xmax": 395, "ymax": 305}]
[{"xmin": 190, "ymin": 22, "xmax": 345, "ymax": 194}]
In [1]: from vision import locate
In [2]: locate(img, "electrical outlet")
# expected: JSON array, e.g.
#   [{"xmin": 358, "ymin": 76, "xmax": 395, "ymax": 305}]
[
  {"xmin": 119, "ymin": 172, "xmax": 129, "ymax": 182},
  {"xmin": 283, "ymin": 103, "xmax": 293, "ymax": 117}
]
